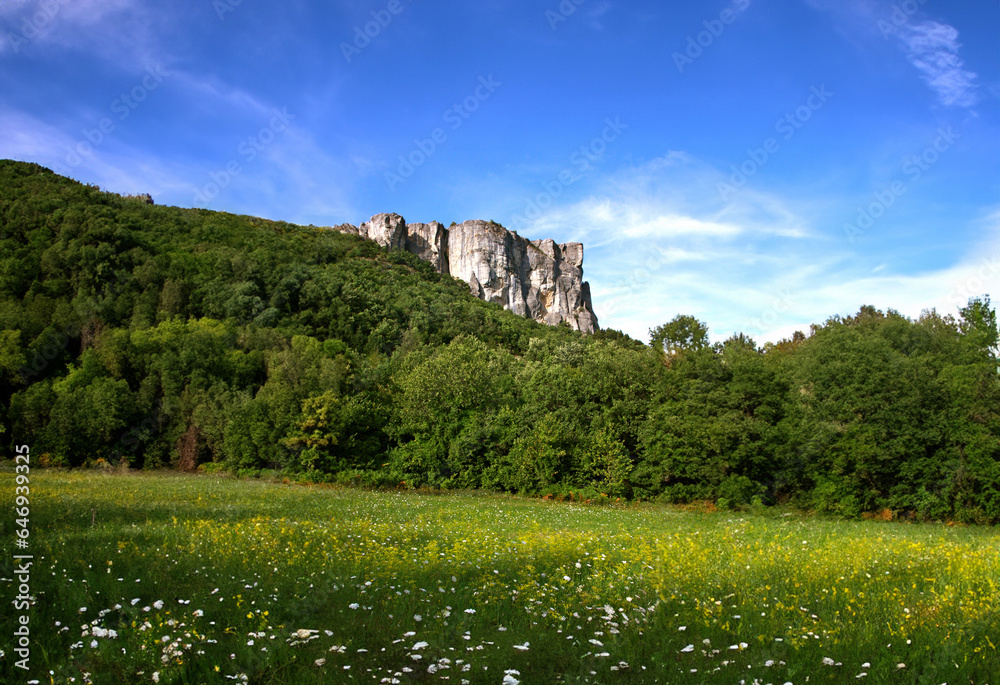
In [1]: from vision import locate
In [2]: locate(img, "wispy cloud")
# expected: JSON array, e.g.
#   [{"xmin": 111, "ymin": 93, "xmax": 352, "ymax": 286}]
[
  {"xmin": 887, "ymin": 19, "xmax": 979, "ymax": 108},
  {"xmin": 0, "ymin": 0, "xmax": 167, "ymax": 68},
  {"xmin": 0, "ymin": 102, "xmax": 358, "ymax": 226},
  {"xmin": 803, "ymin": 0, "xmax": 980, "ymax": 109},
  {"xmin": 540, "ymin": 199, "xmax": 743, "ymax": 241},
  {"xmin": 509, "ymin": 154, "xmax": 818, "ymax": 340},
  {"xmin": 524, "ymin": 153, "xmax": 811, "ymax": 245},
  {"xmin": 168, "ymin": 71, "xmax": 278, "ymax": 120},
  {"xmin": 511, "ymin": 152, "xmax": 998, "ymax": 344},
  {"xmin": 0, "ymin": 106, "xmax": 193, "ymax": 196}
]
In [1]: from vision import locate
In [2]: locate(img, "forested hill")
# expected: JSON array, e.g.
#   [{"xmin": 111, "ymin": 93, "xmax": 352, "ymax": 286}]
[{"xmin": 2, "ymin": 159, "xmax": 999, "ymax": 523}]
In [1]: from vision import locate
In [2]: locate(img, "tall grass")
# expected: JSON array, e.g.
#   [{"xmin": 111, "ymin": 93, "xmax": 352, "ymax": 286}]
[{"xmin": 1, "ymin": 470, "xmax": 997, "ymax": 684}]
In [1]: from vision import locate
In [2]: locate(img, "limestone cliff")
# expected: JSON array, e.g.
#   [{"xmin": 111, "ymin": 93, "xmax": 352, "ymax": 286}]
[{"xmin": 330, "ymin": 214, "xmax": 598, "ymax": 333}]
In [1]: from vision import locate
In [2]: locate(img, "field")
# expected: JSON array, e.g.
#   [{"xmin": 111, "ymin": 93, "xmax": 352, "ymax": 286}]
[{"xmin": 1, "ymin": 471, "xmax": 998, "ymax": 684}]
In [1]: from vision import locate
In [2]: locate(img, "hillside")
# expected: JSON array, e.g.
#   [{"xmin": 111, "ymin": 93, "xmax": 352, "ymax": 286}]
[
  {"xmin": 1, "ymin": 160, "xmax": 999, "ymax": 522},
  {"xmin": 329, "ymin": 213, "xmax": 600, "ymax": 333}
]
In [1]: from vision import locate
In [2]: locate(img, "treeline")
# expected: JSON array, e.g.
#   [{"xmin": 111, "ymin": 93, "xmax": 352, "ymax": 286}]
[{"xmin": 1, "ymin": 160, "xmax": 998, "ymax": 522}]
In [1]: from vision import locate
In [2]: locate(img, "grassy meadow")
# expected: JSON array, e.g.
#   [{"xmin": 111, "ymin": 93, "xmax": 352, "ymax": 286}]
[{"xmin": 1, "ymin": 470, "xmax": 998, "ymax": 684}]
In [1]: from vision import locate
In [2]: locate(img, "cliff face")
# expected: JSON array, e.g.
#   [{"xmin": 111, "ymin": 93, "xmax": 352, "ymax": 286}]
[{"xmin": 332, "ymin": 214, "xmax": 598, "ymax": 333}]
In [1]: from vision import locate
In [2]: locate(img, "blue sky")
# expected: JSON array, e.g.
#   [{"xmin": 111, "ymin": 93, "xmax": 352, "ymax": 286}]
[{"xmin": 2, "ymin": 0, "xmax": 998, "ymax": 343}]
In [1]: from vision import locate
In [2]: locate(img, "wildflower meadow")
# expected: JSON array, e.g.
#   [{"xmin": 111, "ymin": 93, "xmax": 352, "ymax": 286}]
[{"xmin": 2, "ymin": 470, "xmax": 998, "ymax": 684}]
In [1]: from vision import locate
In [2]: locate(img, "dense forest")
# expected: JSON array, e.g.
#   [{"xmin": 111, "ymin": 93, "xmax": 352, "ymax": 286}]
[{"xmin": 2, "ymin": 160, "xmax": 998, "ymax": 522}]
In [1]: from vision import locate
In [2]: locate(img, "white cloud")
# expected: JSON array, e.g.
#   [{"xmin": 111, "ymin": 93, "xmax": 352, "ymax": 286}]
[
  {"xmin": 514, "ymin": 154, "xmax": 999, "ymax": 345},
  {"xmin": 803, "ymin": 0, "xmax": 980, "ymax": 109},
  {"xmin": 524, "ymin": 153, "xmax": 810, "ymax": 245},
  {"xmin": 888, "ymin": 19, "xmax": 979, "ymax": 108},
  {"xmin": 594, "ymin": 234, "xmax": 1000, "ymax": 345},
  {"xmin": 548, "ymin": 199, "xmax": 743, "ymax": 241}
]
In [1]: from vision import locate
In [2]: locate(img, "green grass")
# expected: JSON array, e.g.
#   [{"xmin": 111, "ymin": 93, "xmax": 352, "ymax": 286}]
[{"xmin": 1, "ymin": 469, "xmax": 998, "ymax": 684}]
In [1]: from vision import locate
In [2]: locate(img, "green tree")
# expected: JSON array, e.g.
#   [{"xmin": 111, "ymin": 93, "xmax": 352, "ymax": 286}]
[
  {"xmin": 389, "ymin": 336, "xmax": 516, "ymax": 486},
  {"xmin": 958, "ymin": 296, "xmax": 999, "ymax": 363},
  {"xmin": 487, "ymin": 413, "xmax": 568, "ymax": 494},
  {"xmin": 581, "ymin": 429, "xmax": 633, "ymax": 497},
  {"xmin": 650, "ymin": 315, "xmax": 709, "ymax": 363}
]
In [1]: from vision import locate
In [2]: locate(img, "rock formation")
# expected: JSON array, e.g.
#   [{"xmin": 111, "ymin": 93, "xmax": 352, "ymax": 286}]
[
  {"xmin": 403, "ymin": 221, "xmax": 449, "ymax": 275},
  {"xmin": 330, "ymin": 214, "xmax": 598, "ymax": 333}
]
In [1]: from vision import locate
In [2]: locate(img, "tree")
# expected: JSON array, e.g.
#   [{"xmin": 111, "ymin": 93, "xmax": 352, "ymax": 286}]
[
  {"xmin": 282, "ymin": 391, "xmax": 385, "ymax": 472},
  {"xmin": 389, "ymin": 336, "xmax": 516, "ymax": 486},
  {"xmin": 486, "ymin": 413, "xmax": 568, "ymax": 494},
  {"xmin": 958, "ymin": 296, "xmax": 999, "ymax": 363},
  {"xmin": 581, "ymin": 429, "xmax": 633, "ymax": 498},
  {"xmin": 650, "ymin": 315, "xmax": 709, "ymax": 362}
]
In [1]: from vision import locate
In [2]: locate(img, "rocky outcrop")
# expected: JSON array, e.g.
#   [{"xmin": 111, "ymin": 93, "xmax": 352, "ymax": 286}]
[
  {"xmin": 447, "ymin": 221, "xmax": 599, "ymax": 333},
  {"xmin": 525, "ymin": 238, "xmax": 597, "ymax": 333},
  {"xmin": 359, "ymin": 213, "xmax": 407, "ymax": 250},
  {"xmin": 329, "ymin": 214, "xmax": 598, "ymax": 333},
  {"xmin": 404, "ymin": 221, "xmax": 449, "ymax": 275}
]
